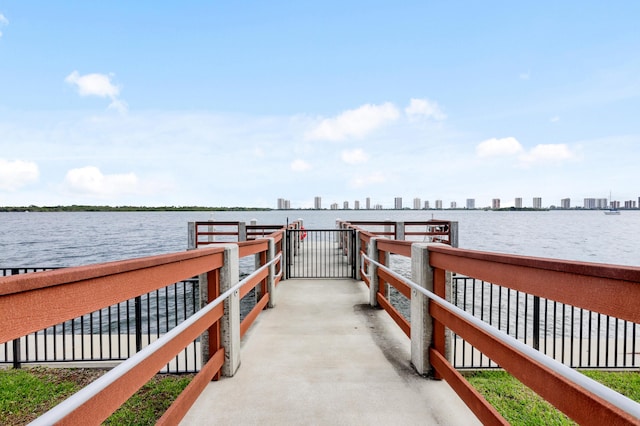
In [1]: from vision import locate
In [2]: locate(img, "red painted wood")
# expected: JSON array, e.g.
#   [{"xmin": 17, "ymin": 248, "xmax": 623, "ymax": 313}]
[
  {"xmin": 240, "ymin": 294, "xmax": 270, "ymax": 338},
  {"xmin": 0, "ymin": 249, "xmax": 225, "ymax": 344},
  {"xmin": 54, "ymin": 301, "xmax": 225, "ymax": 425},
  {"xmin": 378, "ymin": 267, "xmax": 411, "ymax": 299},
  {"xmin": 428, "ymin": 247, "xmax": 640, "ymax": 323},
  {"xmin": 377, "ymin": 292, "xmax": 410, "ymax": 337},
  {"xmin": 430, "ymin": 303, "xmax": 638, "ymax": 425},
  {"xmin": 156, "ymin": 348, "xmax": 225, "ymax": 426},
  {"xmin": 430, "ymin": 350, "xmax": 508, "ymax": 426}
]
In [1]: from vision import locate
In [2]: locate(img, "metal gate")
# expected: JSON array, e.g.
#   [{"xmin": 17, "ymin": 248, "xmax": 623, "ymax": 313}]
[{"xmin": 285, "ymin": 229, "xmax": 356, "ymax": 279}]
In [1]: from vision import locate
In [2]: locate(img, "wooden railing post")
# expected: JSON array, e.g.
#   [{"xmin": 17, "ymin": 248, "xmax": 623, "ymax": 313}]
[
  {"xmin": 395, "ymin": 221, "xmax": 405, "ymax": 240},
  {"xmin": 410, "ymin": 242, "xmax": 452, "ymax": 377}
]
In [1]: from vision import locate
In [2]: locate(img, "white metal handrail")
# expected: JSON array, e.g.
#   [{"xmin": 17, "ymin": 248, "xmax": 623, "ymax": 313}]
[
  {"xmin": 361, "ymin": 252, "xmax": 640, "ymax": 420},
  {"xmin": 32, "ymin": 253, "xmax": 282, "ymax": 425}
]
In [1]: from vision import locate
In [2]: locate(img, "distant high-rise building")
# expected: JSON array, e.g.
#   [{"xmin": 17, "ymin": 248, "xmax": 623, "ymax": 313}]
[
  {"xmin": 354, "ymin": 200, "xmax": 360, "ymax": 210},
  {"xmin": 598, "ymin": 198, "xmax": 608, "ymax": 209},
  {"xmin": 330, "ymin": 203, "xmax": 338, "ymax": 210},
  {"xmin": 435, "ymin": 200, "xmax": 443, "ymax": 209},
  {"xmin": 561, "ymin": 198, "xmax": 571, "ymax": 209},
  {"xmin": 515, "ymin": 198, "xmax": 522, "ymax": 208},
  {"xmin": 394, "ymin": 197, "xmax": 403, "ymax": 209},
  {"xmin": 424, "ymin": 200, "xmax": 430, "ymax": 209},
  {"xmin": 492, "ymin": 198, "xmax": 501, "ymax": 209},
  {"xmin": 466, "ymin": 199, "xmax": 475, "ymax": 209},
  {"xmin": 366, "ymin": 197, "xmax": 371, "ymax": 209},
  {"xmin": 413, "ymin": 198, "xmax": 421, "ymax": 209},
  {"xmin": 343, "ymin": 201, "xmax": 349, "ymax": 209},
  {"xmin": 533, "ymin": 197, "xmax": 542, "ymax": 209},
  {"xmin": 450, "ymin": 201, "xmax": 457, "ymax": 209},
  {"xmin": 584, "ymin": 198, "xmax": 596, "ymax": 209},
  {"xmin": 314, "ymin": 196, "xmax": 322, "ymax": 209},
  {"xmin": 277, "ymin": 198, "xmax": 291, "ymax": 209}
]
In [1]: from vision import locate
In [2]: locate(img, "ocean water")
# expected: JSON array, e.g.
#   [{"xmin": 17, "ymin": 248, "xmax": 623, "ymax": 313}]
[{"xmin": 1, "ymin": 209, "xmax": 638, "ymax": 267}]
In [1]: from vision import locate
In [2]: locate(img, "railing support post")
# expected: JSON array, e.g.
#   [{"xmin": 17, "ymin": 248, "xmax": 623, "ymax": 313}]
[
  {"xmin": 238, "ymin": 222, "xmax": 247, "ymax": 242},
  {"xmin": 266, "ymin": 237, "xmax": 277, "ymax": 308},
  {"xmin": 396, "ymin": 222, "xmax": 405, "ymax": 240},
  {"xmin": 368, "ymin": 237, "xmax": 380, "ymax": 307},
  {"xmin": 187, "ymin": 222, "xmax": 196, "ymax": 250},
  {"xmin": 410, "ymin": 243, "xmax": 452, "ymax": 376},
  {"xmin": 219, "ymin": 244, "xmax": 241, "ymax": 376},
  {"xmin": 449, "ymin": 221, "xmax": 459, "ymax": 247}
]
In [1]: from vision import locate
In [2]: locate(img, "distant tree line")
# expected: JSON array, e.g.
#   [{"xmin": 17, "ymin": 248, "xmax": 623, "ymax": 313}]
[{"xmin": 0, "ymin": 205, "xmax": 272, "ymax": 212}]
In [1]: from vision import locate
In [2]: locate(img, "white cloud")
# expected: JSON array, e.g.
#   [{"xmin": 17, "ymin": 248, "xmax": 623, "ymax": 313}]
[
  {"xmin": 405, "ymin": 98, "xmax": 447, "ymax": 121},
  {"xmin": 476, "ymin": 138, "xmax": 576, "ymax": 167},
  {"xmin": 341, "ymin": 148, "xmax": 369, "ymax": 165},
  {"xmin": 350, "ymin": 172, "xmax": 386, "ymax": 188},
  {"xmin": 0, "ymin": 159, "xmax": 39, "ymax": 191},
  {"xmin": 305, "ymin": 102, "xmax": 400, "ymax": 141},
  {"xmin": 519, "ymin": 144, "xmax": 575, "ymax": 165},
  {"xmin": 64, "ymin": 166, "xmax": 139, "ymax": 197},
  {"xmin": 290, "ymin": 159, "xmax": 311, "ymax": 172},
  {"xmin": 0, "ymin": 13, "xmax": 7, "ymax": 37},
  {"xmin": 65, "ymin": 71, "xmax": 127, "ymax": 113},
  {"xmin": 108, "ymin": 99, "xmax": 129, "ymax": 114},
  {"xmin": 476, "ymin": 137, "xmax": 524, "ymax": 158},
  {"xmin": 0, "ymin": 14, "xmax": 7, "ymax": 25}
]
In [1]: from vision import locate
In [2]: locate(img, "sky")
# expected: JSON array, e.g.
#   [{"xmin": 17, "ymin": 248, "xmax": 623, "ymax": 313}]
[{"xmin": 1, "ymin": 2, "xmax": 639, "ymax": 209}]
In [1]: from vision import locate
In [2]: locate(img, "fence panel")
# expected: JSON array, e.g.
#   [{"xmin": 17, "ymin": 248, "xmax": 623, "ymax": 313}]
[{"xmin": 286, "ymin": 229, "xmax": 355, "ymax": 279}]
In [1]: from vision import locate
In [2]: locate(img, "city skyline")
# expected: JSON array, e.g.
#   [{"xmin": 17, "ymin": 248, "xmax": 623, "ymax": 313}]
[{"xmin": 279, "ymin": 194, "xmax": 640, "ymax": 210}]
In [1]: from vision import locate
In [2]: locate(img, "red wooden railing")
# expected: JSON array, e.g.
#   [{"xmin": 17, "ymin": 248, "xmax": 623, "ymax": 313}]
[
  {"xmin": 346, "ymin": 218, "xmax": 640, "ymax": 425},
  {"xmin": 0, "ymin": 228, "xmax": 286, "ymax": 425}
]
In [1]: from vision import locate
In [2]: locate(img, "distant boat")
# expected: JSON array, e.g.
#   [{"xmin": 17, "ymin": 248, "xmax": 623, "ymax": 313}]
[{"xmin": 604, "ymin": 191, "xmax": 621, "ymax": 215}]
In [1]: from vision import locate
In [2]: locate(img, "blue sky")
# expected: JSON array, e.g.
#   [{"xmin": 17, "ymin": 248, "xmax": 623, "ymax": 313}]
[{"xmin": 1, "ymin": 1, "xmax": 639, "ymax": 208}]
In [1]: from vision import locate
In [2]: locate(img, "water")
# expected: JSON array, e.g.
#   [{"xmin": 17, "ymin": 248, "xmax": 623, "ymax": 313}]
[{"xmin": 1, "ymin": 209, "xmax": 638, "ymax": 267}]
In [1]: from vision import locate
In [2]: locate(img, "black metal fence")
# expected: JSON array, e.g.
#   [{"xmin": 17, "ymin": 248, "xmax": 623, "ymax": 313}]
[
  {"xmin": 451, "ymin": 276, "xmax": 640, "ymax": 369},
  {"xmin": 1, "ymin": 268, "xmax": 201, "ymax": 373},
  {"xmin": 286, "ymin": 229, "xmax": 356, "ymax": 279}
]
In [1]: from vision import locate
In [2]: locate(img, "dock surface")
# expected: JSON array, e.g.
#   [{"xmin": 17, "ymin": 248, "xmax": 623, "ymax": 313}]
[{"xmin": 181, "ymin": 277, "xmax": 480, "ymax": 425}]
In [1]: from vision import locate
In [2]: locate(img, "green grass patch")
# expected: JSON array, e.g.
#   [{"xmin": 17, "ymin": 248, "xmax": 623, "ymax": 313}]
[
  {"xmin": 466, "ymin": 370, "xmax": 575, "ymax": 425},
  {"xmin": 0, "ymin": 367, "xmax": 193, "ymax": 425},
  {"xmin": 466, "ymin": 370, "xmax": 640, "ymax": 425},
  {"xmin": 105, "ymin": 374, "xmax": 192, "ymax": 425}
]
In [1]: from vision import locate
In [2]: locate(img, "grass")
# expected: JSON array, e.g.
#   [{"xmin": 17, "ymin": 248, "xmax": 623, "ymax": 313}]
[
  {"xmin": 0, "ymin": 367, "xmax": 193, "ymax": 425},
  {"xmin": 466, "ymin": 370, "xmax": 640, "ymax": 425}
]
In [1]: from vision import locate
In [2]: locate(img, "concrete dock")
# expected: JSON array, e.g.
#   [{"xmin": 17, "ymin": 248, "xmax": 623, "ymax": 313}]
[{"xmin": 181, "ymin": 277, "xmax": 480, "ymax": 425}]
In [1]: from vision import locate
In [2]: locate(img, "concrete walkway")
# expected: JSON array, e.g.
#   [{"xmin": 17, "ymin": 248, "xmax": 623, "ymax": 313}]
[{"xmin": 181, "ymin": 278, "xmax": 480, "ymax": 425}]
